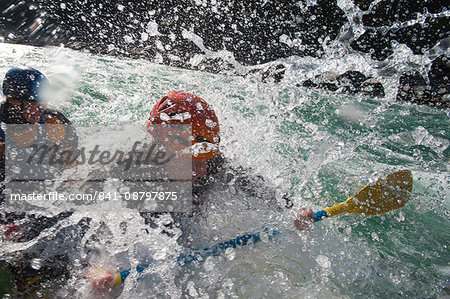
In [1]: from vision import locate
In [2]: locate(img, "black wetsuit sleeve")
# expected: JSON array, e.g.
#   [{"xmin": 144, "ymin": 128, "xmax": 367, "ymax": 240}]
[
  {"xmin": 192, "ymin": 155, "xmax": 292, "ymax": 210},
  {"xmin": 213, "ymin": 158, "xmax": 292, "ymax": 211},
  {"xmin": 233, "ymin": 169, "xmax": 282, "ymax": 210}
]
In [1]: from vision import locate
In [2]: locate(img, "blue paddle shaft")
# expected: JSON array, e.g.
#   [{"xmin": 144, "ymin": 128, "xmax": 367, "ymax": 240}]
[
  {"xmin": 119, "ymin": 228, "xmax": 280, "ymax": 282},
  {"xmin": 313, "ymin": 210, "xmax": 328, "ymax": 222}
]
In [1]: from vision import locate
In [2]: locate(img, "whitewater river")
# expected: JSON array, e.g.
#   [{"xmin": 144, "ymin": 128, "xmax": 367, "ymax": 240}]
[{"xmin": 0, "ymin": 43, "xmax": 448, "ymax": 298}]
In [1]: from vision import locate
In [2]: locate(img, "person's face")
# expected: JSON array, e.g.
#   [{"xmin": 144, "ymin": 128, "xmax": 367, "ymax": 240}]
[
  {"xmin": 22, "ymin": 101, "xmax": 46, "ymax": 123},
  {"xmin": 7, "ymin": 99, "xmax": 46, "ymax": 123},
  {"xmin": 152, "ymin": 127, "xmax": 209, "ymax": 181}
]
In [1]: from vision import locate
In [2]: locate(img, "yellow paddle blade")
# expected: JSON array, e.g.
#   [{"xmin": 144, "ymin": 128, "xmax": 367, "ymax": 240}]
[{"xmin": 324, "ymin": 170, "xmax": 413, "ymax": 217}]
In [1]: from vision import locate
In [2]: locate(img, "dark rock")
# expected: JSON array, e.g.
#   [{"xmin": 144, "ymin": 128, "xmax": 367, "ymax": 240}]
[
  {"xmin": 261, "ymin": 64, "xmax": 287, "ymax": 83},
  {"xmin": 301, "ymin": 70, "xmax": 385, "ymax": 97},
  {"xmin": 337, "ymin": 71, "xmax": 367, "ymax": 94},
  {"xmin": 398, "ymin": 71, "xmax": 427, "ymax": 89},
  {"xmin": 350, "ymin": 29, "xmax": 394, "ymax": 61},
  {"xmin": 0, "ymin": 0, "xmax": 347, "ymax": 71},
  {"xmin": 302, "ymin": 79, "xmax": 317, "ymax": 88},
  {"xmin": 351, "ymin": 0, "xmax": 449, "ymax": 60},
  {"xmin": 428, "ymin": 55, "xmax": 449, "ymax": 91},
  {"xmin": 396, "ymin": 71, "xmax": 430, "ymax": 104},
  {"xmin": 301, "ymin": 72, "xmax": 339, "ymax": 91},
  {"xmin": 396, "ymin": 67, "xmax": 448, "ymax": 108},
  {"xmin": 361, "ymin": 79, "xmax": 385, "ymax": 98},
  {"xmin": 1, "ymin": 0, "xmax": 447, "ymax": 71},
  {"xmin": 357, "ymin": 0, "xmax": 444, "ymax": 27}
]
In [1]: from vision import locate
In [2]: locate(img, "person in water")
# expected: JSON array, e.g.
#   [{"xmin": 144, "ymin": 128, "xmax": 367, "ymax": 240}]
[
  {"xmin": 82, "ymin": 91, "xmax": 291, "ymax": 242},
  {"xmin": 86, "ymin": 91, "xmax": 302, "ymax": 294},
  {"xmin": 0, "ymin": 66, "xmax": 78, "ymax": 233},
  {"xmin": 0, "ymin": 66, "xmax": 79, "ymax": 182},
  {"xmin": 0, "ymin": 66, "xmax": 79, "ymax": 297}
]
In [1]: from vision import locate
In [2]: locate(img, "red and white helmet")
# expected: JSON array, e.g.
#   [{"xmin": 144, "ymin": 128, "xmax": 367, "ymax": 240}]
[{"xmin": 146, "ymin": 91, "xmax": 220, "ymax": 159}]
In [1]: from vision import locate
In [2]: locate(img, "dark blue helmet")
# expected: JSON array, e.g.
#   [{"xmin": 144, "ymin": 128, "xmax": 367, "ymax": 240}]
[{"xmin": 2, "ymin": 67, "xmax": 49, "ymax": 102}]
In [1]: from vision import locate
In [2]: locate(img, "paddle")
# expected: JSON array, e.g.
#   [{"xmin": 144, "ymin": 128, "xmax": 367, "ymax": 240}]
[
  {"xmin": 312, "ymin": 169, "xmax": 413, "ymax": 222},
  {"xmin": 96, "ymin": 169, "xmax": 412, "ymax": 286}
]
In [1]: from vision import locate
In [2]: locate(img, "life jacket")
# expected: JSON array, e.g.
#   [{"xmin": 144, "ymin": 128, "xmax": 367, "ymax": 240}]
[
  {"xmin": 0, "ymin": 102, "xmax": 68, "ymax": 148},
  {"xmin": 0, "ymin": 102, "xmax": 78, "ymax": 182}
]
